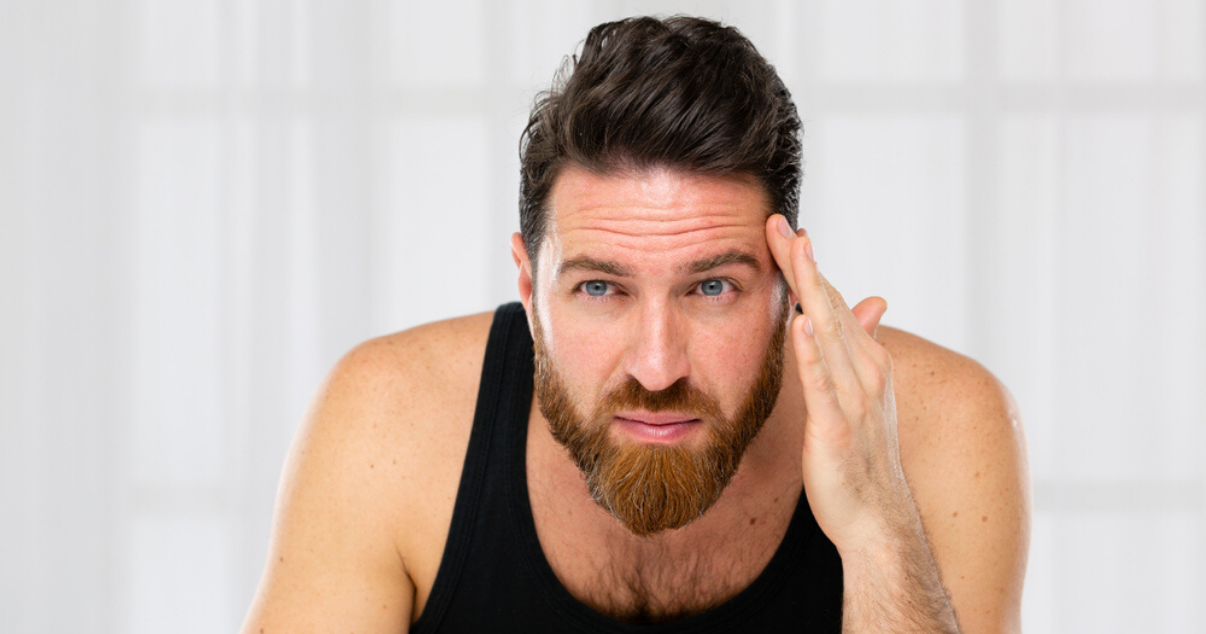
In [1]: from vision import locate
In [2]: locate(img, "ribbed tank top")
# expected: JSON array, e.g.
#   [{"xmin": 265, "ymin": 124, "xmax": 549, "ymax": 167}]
[{"xmin": 411, "ymin": 302, "xmax": 844, "ymax": 633}]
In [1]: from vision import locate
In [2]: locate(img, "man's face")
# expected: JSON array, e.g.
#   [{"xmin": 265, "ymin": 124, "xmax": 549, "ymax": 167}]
[{"xmin": 521, "ymin": 164, "xmax": 790, "ymax": 536}]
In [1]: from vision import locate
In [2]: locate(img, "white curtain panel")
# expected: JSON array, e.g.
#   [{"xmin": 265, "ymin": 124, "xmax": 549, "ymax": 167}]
[{"xmin": 1, "ymin": 1, "xmax": 1203, "ymax": 633}]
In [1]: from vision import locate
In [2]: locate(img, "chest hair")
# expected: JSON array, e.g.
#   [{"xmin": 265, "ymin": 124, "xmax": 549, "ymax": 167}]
[{"xmin": 543, "ymin": 509, "xmax": 790, "ymax": 624}]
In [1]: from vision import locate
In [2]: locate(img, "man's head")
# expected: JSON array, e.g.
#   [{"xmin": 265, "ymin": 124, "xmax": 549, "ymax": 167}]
[
  {"xmin": 519, "ymin": 16, "xmax": 802, "ymax": 274},
  {"xmin": 513, "ymin": 16, "xmax": 800, "ymax": 537}
]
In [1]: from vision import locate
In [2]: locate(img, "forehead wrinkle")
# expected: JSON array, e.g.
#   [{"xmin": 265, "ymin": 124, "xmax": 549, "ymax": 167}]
[
  {"xmin": 562, "ymin": 221, "xmax": 748, "ymax": 241},
  {"xmin": 543, "ymin": 165, "xmax": 775, "ymax": 281},
  {"xmin": 555, "ymin": 219, "xmax": 766, "ymax": 278}
]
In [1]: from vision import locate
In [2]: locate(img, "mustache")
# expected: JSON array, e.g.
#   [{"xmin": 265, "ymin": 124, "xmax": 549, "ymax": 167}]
[{"xmin": 593, "ymin": 376, "xmax": 726, "ymax": 423}]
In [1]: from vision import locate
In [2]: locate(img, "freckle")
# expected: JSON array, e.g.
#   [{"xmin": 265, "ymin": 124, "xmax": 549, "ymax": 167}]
[
  {"xmin": 981, "ymin": 515, "xmax": 988, "ymax": 522},
  {"xmin": 773, "ymin": 496, "xmax": 780, "ymax": 503},
  {"xmin": 974, "ymin": 471, "xmax": 980, "ymax": 478},
  {"xmin": 392, "ymin": 459, "xmax": 397, "ymax": 465},
  {"xmin": 279, "ymin": 556, "xmax": 284, "ymax": 562},
  {"xmin": 370, "ymin": 463, "xmax": 375, "ymax": 469},
  {"xmin": 952, "ymin": 511, "xmax": 958, "ymax": 518},
  {"xmin": 750, "ymin": 518, "xmax": 756, "ymax": 526}
]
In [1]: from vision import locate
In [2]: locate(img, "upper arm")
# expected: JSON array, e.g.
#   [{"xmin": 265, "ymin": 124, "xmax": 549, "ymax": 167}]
[
  {"xmin": 240, "ymin": 339, "xmax": 418, "ymax": 634},
  {"xmin": 886, "ymin": 329, "xmax": 1031, "ymax": 634}
]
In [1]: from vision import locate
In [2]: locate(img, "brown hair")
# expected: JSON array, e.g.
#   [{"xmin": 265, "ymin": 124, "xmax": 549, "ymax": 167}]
[{"xmin": 518, "ymin": 15, "xmax": 803, "ymax": 272}]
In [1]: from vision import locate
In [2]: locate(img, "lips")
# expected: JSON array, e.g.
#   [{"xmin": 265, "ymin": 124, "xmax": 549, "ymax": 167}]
[
  {"xmin": 615, "ymin": 411, "xmax": 699, "ymax": 425},
  {"xmin": 613, "ymin": 412, "xmax": 703, "ymax": 444}
]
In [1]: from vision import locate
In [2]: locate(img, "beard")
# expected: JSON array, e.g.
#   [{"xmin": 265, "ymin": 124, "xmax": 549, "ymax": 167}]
[{"xmin": 531, "ymin": 300, "xmax": 789, "ymax": 537}]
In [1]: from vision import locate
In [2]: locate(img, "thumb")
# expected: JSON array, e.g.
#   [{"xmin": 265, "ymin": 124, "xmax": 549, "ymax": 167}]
[{"xmin": 851, "ymin": 296, "xmax": 888, "ymax": 340}]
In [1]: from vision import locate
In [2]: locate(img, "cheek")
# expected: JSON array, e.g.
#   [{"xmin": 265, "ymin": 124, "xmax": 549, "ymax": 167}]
[
  {"xmin": 540, "ymin": 303, "xmax": 627, "ymax": 395},
  {"xmin": 687, "ymin": 317, "xmax": 772, "ymax": 397}
]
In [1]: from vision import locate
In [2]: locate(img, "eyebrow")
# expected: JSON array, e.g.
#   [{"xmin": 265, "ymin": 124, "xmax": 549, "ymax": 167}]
[
  {"xmin": 557, "ymin": 250, "xmax": 761, "ymax": 278},
  {"xmin": 682, "ymin": 251, "xmax": 761, "ymax": 275}
]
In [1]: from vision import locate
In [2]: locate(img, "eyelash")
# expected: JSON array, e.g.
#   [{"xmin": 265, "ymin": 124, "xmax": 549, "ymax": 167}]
[{"xmin": 574, "ymin": 279, "xmax": 739, "ymax": 303}]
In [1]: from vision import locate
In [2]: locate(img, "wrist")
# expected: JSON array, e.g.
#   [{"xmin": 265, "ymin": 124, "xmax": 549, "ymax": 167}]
[
  {"xmin": 833, "ymin": 498, "xmax": 927, "ymax": 565},
  {"xmin": 839, "ymin": 520, "xmax": 917, "ymax": 586}
]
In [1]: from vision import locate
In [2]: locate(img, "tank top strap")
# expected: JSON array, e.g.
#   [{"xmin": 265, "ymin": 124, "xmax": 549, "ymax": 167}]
[{"xmin": 411, "ymin": 301, "xmax": 532, "ymax": 631}]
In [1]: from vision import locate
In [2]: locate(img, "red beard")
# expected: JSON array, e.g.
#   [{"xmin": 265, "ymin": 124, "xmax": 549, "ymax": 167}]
[{"xmin": 532, "ymin": 303, "xmax": 788, "ymax": 536}]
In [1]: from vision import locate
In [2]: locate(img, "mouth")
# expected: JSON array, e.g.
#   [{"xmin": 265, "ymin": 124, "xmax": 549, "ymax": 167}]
[{"xmin": 613, "ymin": 412, "xmax": 704, "ymax": 444}]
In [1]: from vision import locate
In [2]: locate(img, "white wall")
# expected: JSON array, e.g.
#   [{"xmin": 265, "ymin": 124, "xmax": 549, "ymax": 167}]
[{"xmin": 1, "ymin": 1, "xmax": 1203, "ymax": 632}]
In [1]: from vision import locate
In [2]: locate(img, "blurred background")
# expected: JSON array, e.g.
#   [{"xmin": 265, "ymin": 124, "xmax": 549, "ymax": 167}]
[{"xmin": 1, "ymin": 0, "xmax": 1203, "ymax": 632}]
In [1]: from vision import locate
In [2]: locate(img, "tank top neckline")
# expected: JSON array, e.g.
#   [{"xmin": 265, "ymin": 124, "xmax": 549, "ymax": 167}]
[{"xmin": 501, "ymin": 305, "xmax": 821, "ymax": 633}]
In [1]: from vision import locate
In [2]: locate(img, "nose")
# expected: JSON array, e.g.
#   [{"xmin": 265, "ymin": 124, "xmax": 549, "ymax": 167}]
[{"xmin": 622, "ymin": 301, "xmax": 691, "ymax": 392}]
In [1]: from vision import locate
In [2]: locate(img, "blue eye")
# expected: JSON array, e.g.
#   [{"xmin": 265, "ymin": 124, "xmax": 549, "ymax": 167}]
[
  {"xmin": 582, "ymin": 281, "xmax": 611, "ymax": 297},
  {"xmin": 699, "ymin": 279, "xmax": 728, "ymax": 296}
]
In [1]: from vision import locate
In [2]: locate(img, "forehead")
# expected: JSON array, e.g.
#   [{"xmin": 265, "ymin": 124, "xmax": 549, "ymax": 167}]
[{"xmin": 545, "ymin": 164, "xmax": 771, "ymax": 263}]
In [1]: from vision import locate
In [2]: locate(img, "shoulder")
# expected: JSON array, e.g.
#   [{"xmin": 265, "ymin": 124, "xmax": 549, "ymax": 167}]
[
  {"xmin": 242, "ymin": 309, "xmax": 498, "ymax": 632},
  {"xmin": 294, "ymin": 311, "xmax": 498, "ymax": 570},
  {"xmin": 303, "ymin": 310, "xmax": 496, "ymax": 485},
  {"xmin": 325, "ymin": 309, "xmax": 498, "ymax": 426},
  {"xmin": 877, "ymin": 325, "xmax": 1030, "ymax": 633},
  {"xmin": 877, "ymin": 325, "xmax": 1020, "ymax": 440},
  {"xmin": 875, "ymin": 324, "xmax": 1028, "ymax": 518},
  {"xmin": 315, "ymin": 308, "xmax": 498, "ymax": 528}
]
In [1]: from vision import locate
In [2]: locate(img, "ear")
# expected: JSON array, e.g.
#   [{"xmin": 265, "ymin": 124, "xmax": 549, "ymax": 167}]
[{"xmin": 511, "ymin": 232, "xmax": 535, "ymax": 322}]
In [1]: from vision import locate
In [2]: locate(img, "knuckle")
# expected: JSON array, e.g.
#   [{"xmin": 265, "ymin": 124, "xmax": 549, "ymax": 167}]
[
  {"xmin": 865, "ymin": 366, "xmax": 888, "ymax": 393},
  {"xmin": 871, "ymin": 345, "xmax": 894, "ymax": 371},
  {"xmin": 809, "ymin": 368, "xmax": 834, "ymax": 394}
]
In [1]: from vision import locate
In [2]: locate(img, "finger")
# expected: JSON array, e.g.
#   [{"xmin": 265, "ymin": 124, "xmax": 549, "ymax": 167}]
[
  {"xmin": 768, "ymin": 216, "xmax": 890, "ymax": 395},
  {"xmin": 851, "ymin": 296, "xmax": 888, "ymax": 340},
  {"xmin": 817, "ymin": 273, "xmax": 878, "ymax": 352},
  {"xmin": 789, "ymin": 312, "xmax": 848, "ymax": 444},
  {"xmin": 816, "ymin": 272, "xmax": 893, "ymax": 387},
  {"xmin": 765, "ymin": 214, "xmax": 802, "ymax": 304},
  {"xmin": 788, "ymin": 234, "xmax": 865, "ymax": 400}
]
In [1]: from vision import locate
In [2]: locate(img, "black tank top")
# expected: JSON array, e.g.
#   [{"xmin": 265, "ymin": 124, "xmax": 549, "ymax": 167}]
[{"xmin": 411, "ymin": 302, "xmax": 844, "ymax": 633}]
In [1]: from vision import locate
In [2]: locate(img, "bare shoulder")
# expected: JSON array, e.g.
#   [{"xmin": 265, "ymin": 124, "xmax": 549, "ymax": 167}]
[
  {"xmin": 875, "ymin": 325, "xmax": 1024, "ymax": 479},
  {"xmin": 877, "ymin": 325, "xmax": 1030, "ymax": 634},
  {"xmin": 309, "ymin": 310, "xmax": 497, "ymax": 501},
  {"xmin": 327, "ymin": 309, "xmax": 497, "ymax": 557},
  {"xmin": 331, "ymin": 309, "xmax": 498, "ymax": 438},
  {"xmin": 877, "ymin": 323, "xmax": 1006, "ymax": 401},
  {"xmin": 240, "ymin": 309, "xmax": 497, "ymax": 634}
]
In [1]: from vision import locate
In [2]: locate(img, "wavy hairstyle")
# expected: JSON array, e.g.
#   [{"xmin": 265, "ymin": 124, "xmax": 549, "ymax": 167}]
[{"xmin": 518, "ymin": 15, "xmax": 803, "ymax": 272}]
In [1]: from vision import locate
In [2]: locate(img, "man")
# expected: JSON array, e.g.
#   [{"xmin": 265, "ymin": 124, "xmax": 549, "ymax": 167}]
[{"xmin": 242, "ymin": 16, "xmax": 1029, "ymax": 633}]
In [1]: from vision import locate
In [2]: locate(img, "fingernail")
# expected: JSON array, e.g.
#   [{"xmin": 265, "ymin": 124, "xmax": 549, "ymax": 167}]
[
  {"xmin": 803, "ymin": 317, "xmax": 814, "ymax": 336},
  {"xmin": 777, "ymin": 216, "xmax": 793, "ymax": 239},
  {"xmin": 805, "ymin": 240, "xmax": 815, "ymax": 262}
]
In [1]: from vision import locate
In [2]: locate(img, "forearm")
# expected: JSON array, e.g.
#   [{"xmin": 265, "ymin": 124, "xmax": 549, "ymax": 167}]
[{"xmin": 839, "ymin": 517, "xmax": 961, "ymax": 634}]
